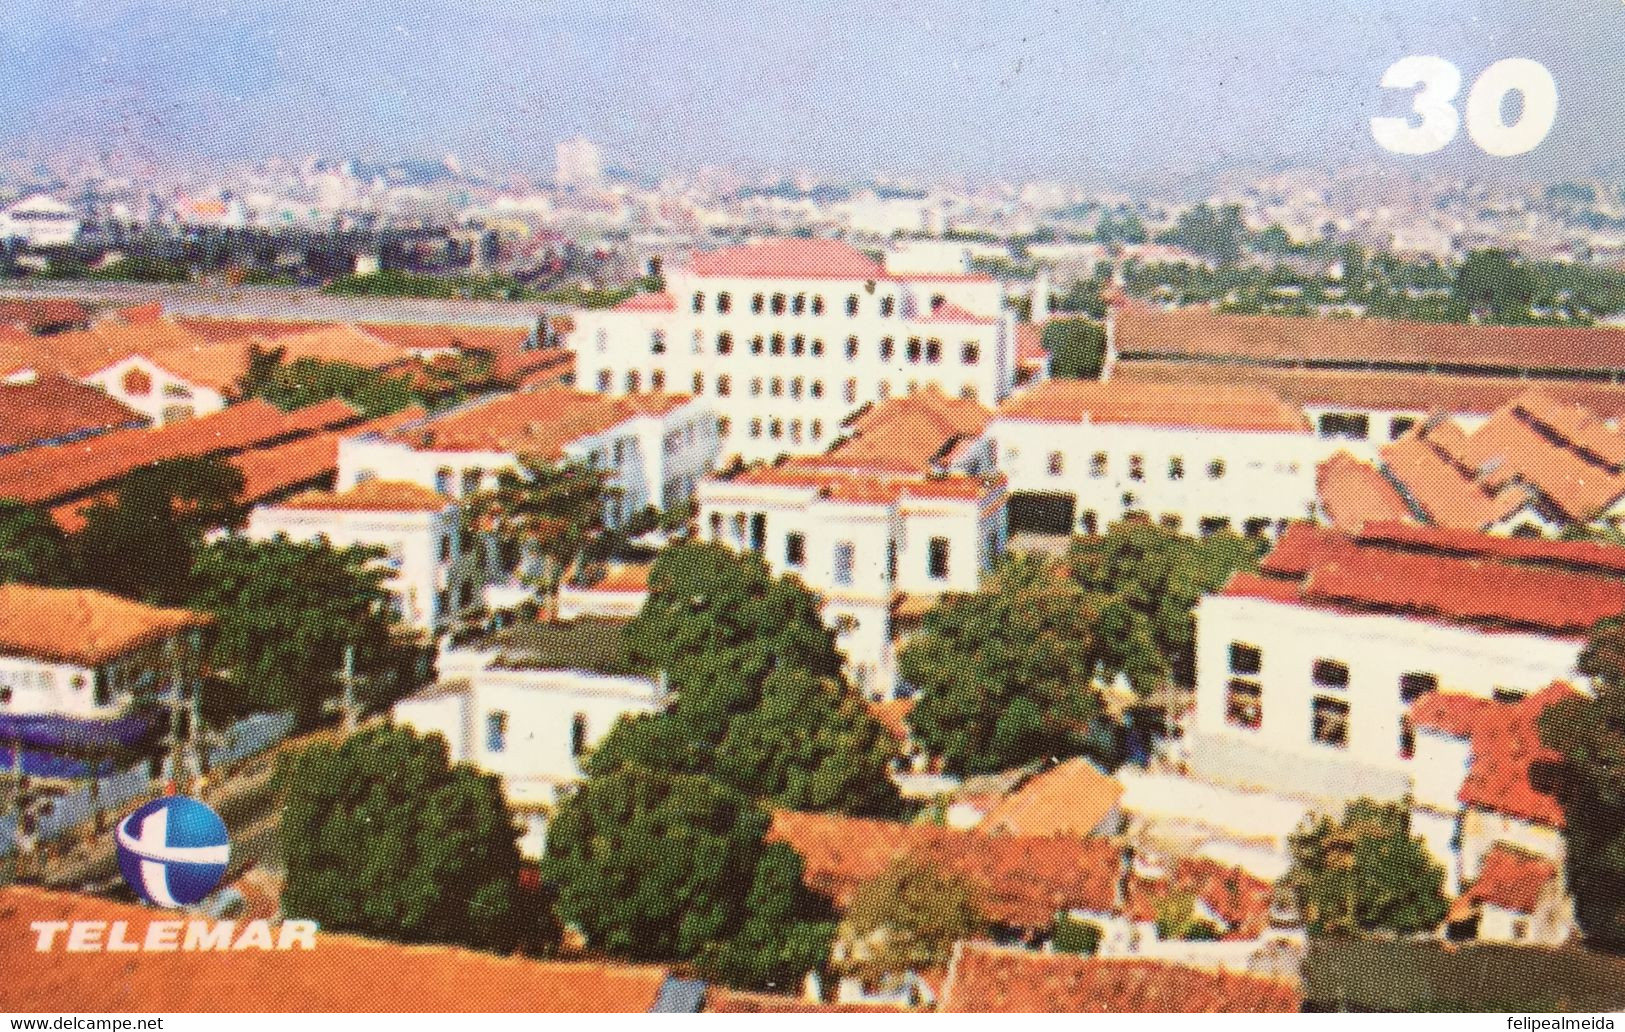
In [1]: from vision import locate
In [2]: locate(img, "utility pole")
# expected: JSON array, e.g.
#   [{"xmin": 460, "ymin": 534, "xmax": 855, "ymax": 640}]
[{"xmin": 341, "ymin": 644, "xmax": 358, "ymax": 734}]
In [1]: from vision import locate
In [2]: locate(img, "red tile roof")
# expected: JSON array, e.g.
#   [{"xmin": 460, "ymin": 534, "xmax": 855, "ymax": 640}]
[
  {"xmin": 1379, "ymin": 426, "xmax": 1538, "ymax": 531},
  {"xmin": 728, "ymin": 466, "xmax": 1000, "ymax": 508},
  {"xmin": 274, "ymin": 479, "xmax": 451, "ymax": 514},
  {"xmin": 231, "ymin": 406, "xmax": 429, "ymax": 505},
  {"xmin": 1410, "ymin": 693, "xmax": 1495, "ymax": 739},
  {"xmin": 0, "ymin": 886, "xmax": 672, "ymax": 1013},
  {"xmin": 691, "ymin": 239, "xmax": 886, "ymax": 279},
  {"xmin": 979, "ymin": 759, "xmax": 1123, "ymax": 840},
  {"xmin": 1316, "ymin": 451, "xmax": 1415, "ymax": 532},
  {"xmin": 939, "ymin": 943, "xmax": 1301, "ymax": 1013},
  {"xmin": 1457, "ymin": 683, "xmax": 1576, "ymax": 827},
  {"xmin": 794, "ymin": 387, "xmax": 992, "ymax": 475},
  {"xmin": 868, "ymin": 698, "xmax": 915, "ymax": 744},
  {"xmin": 919, "ymin": 301, "xmax": 994, "ymax": 324},
  {"xmin": 0, "ymin": 398, "xmax": 361, "ymax": 506},
  {"xmin": 1256, "ymin": 522, "xmax": 1355, "ymax": 578},
  {"xmin": 398, "ymin": 389, "xmax": 691, "ymax": 458},
  {"xmin": 0, "ymin": 374, "xmax": 148, "ymax": 452},
  {"xmin": 997, "ymin": 380, "xmax": 1311, "ymax": 433},
  {"xmin": 0, "ymin": 586, "xmax": 212, "ymax": 665},
  {"xmin": 1015, "ymin": 323, "xmax": 1047, "ymax": 369},
  {"xmin": 1462, "ymin": 845, "xmax": 1559, "ymax": 915},
  {"xmin": 610, "ymin": 292, "xmax": 676, "ymax": 313},
  {"xmin": 1359, "ymin": 521, "xmax": 1625, "ymax": 577},
  {"xmin": 1113, "ymin": 307, "xmax": 1625, "ymax": 373},
  {"xmin": 0, "ymin": 297, "xmax": 90, "ymax": 330}
]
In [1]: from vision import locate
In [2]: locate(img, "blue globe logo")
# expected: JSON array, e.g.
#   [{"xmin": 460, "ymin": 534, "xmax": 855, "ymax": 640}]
[{"xmin": 115, "ymin": 796, "xmax": 231, "ymax": 907}]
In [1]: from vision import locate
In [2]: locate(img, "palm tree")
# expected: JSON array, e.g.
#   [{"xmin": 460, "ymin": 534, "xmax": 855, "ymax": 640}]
[
  {"xmin": 464, "ymin": 456, "xmax": 615, "ymax": 621},
  {"xmin": 0, "ymin": 499, "xmax": 74, "ymax": 585}
]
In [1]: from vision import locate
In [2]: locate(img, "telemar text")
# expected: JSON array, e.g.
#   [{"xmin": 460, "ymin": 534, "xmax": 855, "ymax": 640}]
[{"xmin": 30, "ymin": 919, "xmax": 319, "ymax": 952}]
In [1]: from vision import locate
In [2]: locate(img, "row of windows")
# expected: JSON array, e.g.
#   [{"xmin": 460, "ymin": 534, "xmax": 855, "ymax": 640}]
[
  {"xmin": 599, "ymin": 368, "xmax": 981, "ymax": 408},
  {"xmin": 1317, "ymin": 413, "xmax": 1419, "ymax": 442},
  {"xmin": 746, "ymin": 417, "xmax": 824, "ymax": 444},
  {"xmin": 708, "ymin": 512, "xmax": 951, "ymax": 582},
  {"xmin": 661, "ymin": 330, "xmax": 983, "ymax": 366},
  {"xmin": 486, "ymin": 709, "xmax": 590, "ymax": 758},
  {"xmin": 693, "ymin": 290, "xmax": 905, "ymax": 319}
]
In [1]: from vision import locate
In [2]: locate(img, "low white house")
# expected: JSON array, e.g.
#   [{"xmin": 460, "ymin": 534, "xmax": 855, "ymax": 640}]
[
  {"xmin": 989, "ymin": 380, "xmax": 1323, "ymax": 536},
  {"xmin": 392, "ymin": 645, "xmax": 666, "ymax": 857},
  {"xmin": 0, "ymin": 195, "xmax": 80, "ymax": 248},
  {"xmin": 244, "ymin": 480, "xmax": 467, "ymax": 634}
]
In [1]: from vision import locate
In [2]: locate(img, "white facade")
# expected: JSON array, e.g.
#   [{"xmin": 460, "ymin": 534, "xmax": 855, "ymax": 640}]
[
  {"xmin": 1190, "ymin": 593, "xmax": 1582, "ymax": 804},
  {"xmin": 0, "ymin": 194, "xmax": 80, "ymax": 248},
  {"xmin": 991, "ymin": 414, "xmax": 1323, "ymax": 536},
  {"xmin": 569, "ymin": 244, "xmax": 1018, "ymax": 463},
  {"xmin": 244, "ymin": 489, "xmax": 466, "ymax": 634},
  {"xmin": 80, "ymin": 356, "xmax": 227, "ymax": 426},
  {"xmin": 696, "ymin": 472, "xmax": 1005, "ymax": 699},
  {"xmin": 392, "ymin": 648, "xmax": 665, "ymax": 857},
  {"xmin": 555, "ymin": 136, "xmax": 603, "ymax": 191}
]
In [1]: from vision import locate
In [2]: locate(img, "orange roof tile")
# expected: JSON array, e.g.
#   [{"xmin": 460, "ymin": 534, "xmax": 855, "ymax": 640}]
[
  {"xmin": 939, "ymin": 943, "xmax": 1301, "ymax": 1013},
  {"xmin": 979, "ymin": 759, "xmax": 1123, "ymax": 840},
  {"xmin": 230, "ymin": 406, "xmax": 429, "ymax": 505},
  {"xmin": 1456, "ymin": 683, "xmax": 1576, "ymax": 828},
  {"xmin": 728, "ymin": 466, "xmax": 1000, "ymax": 508},
  {"xmin": 691, "ymin": 239, "xmax": 886, "ymax": 279},
  {"xmin": 275, "ymin": 479, "xmax": 451, "ymax": 513},
  {"xmin": 1015, "ymin": 323, "xmax": 1047, "ymax": 368},
  {"xmin": 398, "ymin": 389, "xmax": 690, "ymax": 458},
  {"xmin": 0, "ymin": 585, "xmax": 211, "ymax": 665},
  {"xmin": 0, "ymin": 297, "xmax": 90, "ymax": 329},
  {"xmin": 1410, "ymin": 693, "xmax": 1495, "ymax": 739},
  {"xmin": 1316, "ymin": 451, "xmax": 1415, "ymax": 532},
  {"xmin": 918, "ymin": 301, "xmax": 994, "ymax": 324},
  {"xmin": 0, "ymin": 886, "xmax": 671, "ymax": 1013},
  {"xmin": 1462, "ymin": 845, "xmax": 1559, "ymax": 915},
  {"xmin": 792, "ymin": 387, "xmax": 992, "ymax": 475},
  {"xmin": 0, "ymin": 375, "xmax": 148, "ymax": 452},
  {"xmin": 997, "ymin": 380, "xmax": 1311, "ymax": 433}
]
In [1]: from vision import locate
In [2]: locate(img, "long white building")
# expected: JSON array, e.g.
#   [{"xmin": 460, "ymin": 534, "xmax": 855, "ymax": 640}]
[
  {"xmin": 989, "ymin": 380, "xmax": 1324, "ymax": 536},
  {"xmin": 570, "ymin": 238, "xmax": 1018, "ymax": 463}
]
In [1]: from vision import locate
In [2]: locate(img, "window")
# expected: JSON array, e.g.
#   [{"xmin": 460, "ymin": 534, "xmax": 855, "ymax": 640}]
[
  {"xmin": 597, "ymin": 369, "xmax": 612, "ymax": 392},
  {"xmin": 749, "ymin": 419, "xmax": 762, "ymax": 438},
  {"xmin": 1080, "ymin": 511, "xmax": 1099, "ymax": 535},
  {"xmin": 846, "ymin": 336, "xmax": 859, "ymax": 359},
  {"xmin": 651, "ymin": 331, "xmax": 666, "ymax": 355},
  {"xmin": 1160, "ymin": 514, "xmax": 1183, "ymax": 531},
  {"xmin": 876, "ymin": 381, "xmax": 890, "ymax": 400},
  {"xmin": 751, "ymin": 293, "xmax": 765, "ymax": 314},
  {"xmin": 879, "ymin": 296, "xmax": 895, "ymax": 317},
  {"xmin": 906, "ymin": 338, "xmax": 922, "ymax": 363},
  {"xmin": 811, "ymin": 419, "xmax": 823, "ymax": 439},
  {"xmin": 1047, "ymin": 451, "xmax": 1064, "ymax": 476},
  {"xmin": 750, "ymin": 377, "xmax": 763, "ymax": 397},
  {"xmin": 879, "ymin": 337, "xmax": 895, "ymax": 361},
  {"xmin": 811, "ymin": 339, "xmax": 825, "ymax": 356},
  {"xmin": 716, "ymin": 291, "xmax": 732, "ymax": 314},
  {"xmin": 811, "ymin": 295, "xmax": 825, "ymax": 315},
  {"xmin": 790, "ymin": 334, "xmax": 804, "ymax": 356},
  {"xmin": 846, "ymin": 294, "xmax": 860, "ymax": 316},
  {"xmin": 771, "ymin": 333, "xmax": 785, "ymax": 356},
  {"xmin": 717, "ymin": 416, "xmax": 731, "ymax": 437},
  {"xmin": 1128, "ymin": 455, "xmax": 1145, "ymax": 481},
  {"xmin": 1399, "ymin": 715, "xmax": 1417, "ymax": 760},
  {"xmin": 625, "ymin": 371, "xmax": 641, "ymax": 393},
  {"xmin": 1312, "ymin": 697, "xmax": 1350, "ymax": 748},
  {"xmin": 960, "ymin": 385, "xmax": 978, "ymax": 401},
  {"xmin": 717, "ymin": 374, "xmax": 731, "ymax": 397},
  {"xmin": 1318, "ymin": 412, "xmax": 1370, "ymax": 441},
  {"xmin": 769, "ymin": 419, "xmax": 782, "ymax": 439},
  {"xmin": 1229, "ymin": 643, "xmax": 1262, "ymax": 675},
  {"xmin": 750, "ymin": 335, "xmax": 765, "ymax": 355},
  {"xmin": 749, "ymin": 513, "xmax": 767, "ymax": 552},
  {"xmin": 692, "ymin": 371, "xmax": 703, "ymax": 394},
  {"xmin": 1198, "ymin": 516, "xmax": 1230, "ymax": 535},
  {"xmin": 834, "ymin": 541, "xmax": 855, "ymax": 585},
  {"xmin": 886, "ymin": 540, "xmax": 898, "ymax": 582},
  {"xmin": 810, "ymin": 380, "xmax": 824, "ymax": 399},
  {"xmin": 459, "ymin": 581, "xmax": 474, "ymax": 608},
  {"xmin": 651, "ymin": 370, "xmax": 665, "ymax": 391},
  {"xmin": 792, "ymin": 293, "xmax": 806, "ymax": 315},
  {"xmin": 1168, "ymin": 457, "xmax": 1185, "ymax": 481},
  {"xmin": 771, "ymin": 293, "xmax": 787, "ymax": 315},
  {"xmin": 790, "ymin": 420, "xmax": 802, "ymax": 444},
  {"xmin": 790, "ymin": 377, "xmax": 803, "ymax": 399},
  {"xmin": 462, "ymin": 468, "xmax": 483, "ymax": 495},
  {"xmin": 1090, "ymin": 452, "xmax": 1107, "ymax": 478},
  {"xmin": 925, "ymin": 339, "xmax": 942, "ymax": 364},
  {"xmin": 93, "ymin": 668, "xmax": 111, "ymax": 707},
  {"xmin": 717, "ymin": 332, "xmax": 733, "ymax": 355},
  {"xmin": 570, "ymin": 713, "xmax": 588, "ymax": 758},
  {"xmin": 785, "ymin": 532, "xmax": 806, "ymax": 567},
  {"xmin": 709, "ymin": 512, "xmax": 724, "ymax": 538},
  {"xmin": 1243, "ymin": 517, "xmax": 1271, "ymax": 538},
  {"xmin": 1226, "ymin": 679, "xmax": 1262, "ymax": 729},
  {"xmin": 1493, "ymin": 687, "xmax": 1528, "ymax": 704},
  {"xmin": 770, "ymin": 377, "xmax": 783, "ymax": 397},
  {"xmin": 928, "ymin": 537, "xmax": 950, "ymax": 579},
  {"xmin": 486, "ymin": 711, "xmax": 508, "ymax": 753},
  {"xmin": 1312, "ymin": 660, "xmax": 1350, "ymax": 690},
  {"xmin": 844, "ymin": 379, "xmax": 858, "ymax": 403},
  {"xmin": 1207, "ymin": 459, "xmax": 1226, "ymax": 480},
  {"xmin": 691, "ymin": 291, "xmax": 705, "ymax": 313},
  {"xmin": 1399, "ymin": 672, "xmax": 1438, "ymax": 703},
  {"xmin": 1389, "ymin": 416, "xmax": 1417, "ymax": 440}
]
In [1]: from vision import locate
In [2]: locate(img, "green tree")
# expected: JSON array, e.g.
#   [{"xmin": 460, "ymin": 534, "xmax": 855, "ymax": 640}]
[
  {"xmin": 234, "ymin": 342, "xmax": 288, "ymax": 401},
  {"xmin": 187, "ymin": 535, "xmax": 403, "ymax": 727},
  {"xmin": 1158, "ymin": 203, "xmax": 1247, "ymax": 265},
  {"xmin": 1065, "ymin": 521, "xmax": 1261, "ymax": 691},
  {"xmin": 252, "ymin": 356, "xmax": 417, "ymax": 418},
  {"xmin": 835, "ymin": 855, "xmax": 985, "ymax": 981},
  {"xmin": 1538, "ymin": 617, "xmax": 1625, "ymax": 947},
  {"xmin": 280, "ymin": 724, "xmax": 547, "ymax": 952},
  {"xmin": 0, "ymin": 499, "xmax": 73, "ymax": 585},
  {"xmin": 464, "ymin": 456, "xmax": 615, "ymax": 620},
  {"xmin": 589, "ymin": 542, "xmax": 901, "ymax": 816},
  {"xmin": 1043, "ymin": 318, "xmax": 1107, "ymax": 379},
  {"xmin": 1285, "ymin": 798, "xmax": 1449, "ymax": 936},
  {"xmin": 901, "ymin": 555, "xmax": 1113, "ymax": 775},
  {"xmin": 71, "ymin": 455, "xmax": 244, "ymax": 604},
  {"xmin": 542, "ymin": 765, "xmax": 835, "ymax": 989},
  {"xmin": 1449, "ymin": 249, "xmax": 1537, "ymax": 324}
]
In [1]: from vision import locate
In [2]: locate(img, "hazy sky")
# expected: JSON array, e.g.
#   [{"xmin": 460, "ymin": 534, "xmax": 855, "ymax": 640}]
[{"xmin": 3, "ymin": 0, "xmax": 1622, "ymax": 182}]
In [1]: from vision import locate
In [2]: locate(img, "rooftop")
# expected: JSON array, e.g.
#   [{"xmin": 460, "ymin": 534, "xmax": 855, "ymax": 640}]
[
  {"xmin": 1315, "ymin": 451, "xmax": 1415, "ymax": 533},
  {"xmin": 394, "ymin": 388, "xmax": 692, "ymax": 458},
  {"xmin": 0, "ymin": 374, "xmax": 148, "ymax": 453},
  {"xmin": 996, "ymin": 380, "xmax": 1312, "ymax": 433},
  {"xmin": 274, "ymin": 479, "xmax": 453, "ymax": 514},
  {"xmin": 977, "ymin": 758, "xmax": 1124, "ymax": 840},
  {"xmin": 794, "ymin": 387, "xmax": 992, "ymax": 475},
  {"xmin": 1460, "ymin": 844, "xmax": 1560, "ymax": 916},
  {"xmin": 938, "ymin": 943, "xmax": 1301, "ymax": 1013},
  {"xmin": 0, "ymin": 585, "xmax": 212, "ymax": 666},
  {"xmin": 690, "ymin": 239, "xmax": 887, "ymax": 280}
]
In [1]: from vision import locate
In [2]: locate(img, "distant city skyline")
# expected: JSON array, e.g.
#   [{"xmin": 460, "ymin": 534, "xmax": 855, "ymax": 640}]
[{"xmin": 3, "ymin": 0, "xmax": 1624, "ymax": 186}]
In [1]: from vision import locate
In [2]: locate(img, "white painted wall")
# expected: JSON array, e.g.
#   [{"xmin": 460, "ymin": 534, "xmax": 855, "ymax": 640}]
[{"xmin": 81, "ymin": 356, "xmax": 227, "ymax": 426}]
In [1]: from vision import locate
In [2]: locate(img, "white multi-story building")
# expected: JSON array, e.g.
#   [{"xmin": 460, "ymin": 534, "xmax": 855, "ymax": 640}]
[
  {"xmin": 1188, "ymin": 523, "xmax": 1610, "ymax": 805},
  {"xmin": 393, "ymin": 647, "xmax": 665, "ymax": 857},
  {"xmin": 695, "ymin": 390, "xmax": 1005, "ymax": 699},
  {"xmin": 570, "ymin": 238, "xmax": 1018, "ymax": 463},
  {"xmin": 0, "ymin": 585, "xmax": 210, "ymax": 720},
  {"xmin": 555, "ymin": 135, "xmax": 603, "ymax": 191},
  {"xmin": 245, "ymin": 480, "xmax": 466, "ymax": 634},
  {"xmin": 0, "ymin": 195, "xmax": 80, "ymax": 248},
  {"xmin": 336, "ymin": 388, "xmax": 721, "ymax": 613},
  {"xmin": 989, "ymin": 380, "xmax": 1323, "ymax": 536}
]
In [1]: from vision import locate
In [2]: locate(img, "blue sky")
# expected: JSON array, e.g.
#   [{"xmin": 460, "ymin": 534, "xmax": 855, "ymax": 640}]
[{"xmin": 2, "ymin": 0, "xmax": 1620, "ymax": 183}]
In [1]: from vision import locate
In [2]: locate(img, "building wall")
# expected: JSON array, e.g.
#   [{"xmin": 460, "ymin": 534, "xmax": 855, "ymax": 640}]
[
  {"xmin": 245, "ymin": 504, "xmax": 462, "ymax": 632},
  {"xmin": 1190, "ymin": 594, "xmax": 1582, "ymax": 803},
  {"xmin": 991, "ymin": 419, "xmax": 1322, "ymax": 535},
  {"xmin": 571, "ymin": 273, "xmax": 1015, "ymax": 462},
  {"xmin": 1461, "ymin": 809, "xmax": 1565, "ymax": 882},
  {"xmin": 82, "ymin": 356, "xmax": 227, "ymax": 427},
  {"xmin": 0, "ymin": 633, "xmax": 196, "ymax": 719}
]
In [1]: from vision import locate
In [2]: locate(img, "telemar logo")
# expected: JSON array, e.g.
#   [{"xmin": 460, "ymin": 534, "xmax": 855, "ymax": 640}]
[{"xmin": 115, "ymin": 795, "xmax": 231, "ymax": 907}]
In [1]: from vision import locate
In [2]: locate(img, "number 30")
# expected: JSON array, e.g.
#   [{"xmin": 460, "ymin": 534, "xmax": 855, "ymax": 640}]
[{"xmin": 1371, "ymin": 56, "xmax": 1557, "ymax": 157}]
